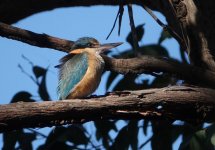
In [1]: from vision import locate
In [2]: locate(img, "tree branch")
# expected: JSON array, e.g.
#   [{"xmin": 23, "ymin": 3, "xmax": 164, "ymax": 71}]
[
  {"xmin": 103, "ymin": 56, "xmax": 215, "ymax": 88},
  {"xmin": 0, "ymin": 86, "xmax": 214, "ymax": 132},
  {"xmin": 1, "ymin": 22, "xmax": 215, "ymax": 88},
  {"xmin": 0, "ymin": 22, "xmax": 74, "ymax": 52},
  {"xmin": 0, "ymin": 0, "xmax": 143, "ymax": 24}
]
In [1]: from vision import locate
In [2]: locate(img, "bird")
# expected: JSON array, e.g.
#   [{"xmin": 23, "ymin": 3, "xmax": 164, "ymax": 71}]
[{"xmin": 56, "ymin": 37, "xmax": 122, "ymax": 99}]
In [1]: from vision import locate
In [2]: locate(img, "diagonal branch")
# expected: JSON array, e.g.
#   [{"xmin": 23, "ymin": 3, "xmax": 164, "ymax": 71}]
[
  {"xmin": 142, "ymin": 4, "xmax": 187, "ymax": 50},
  {"xmin": 0, "ymin": 22, "xmax": 74, "ymax": 52},
  {"xmin": 1, "ymin": 22, "xmax": 215, "ymax": 88},
  {"xmin": 0, "ymin": 86, "xmax": 215, "ymax": 132}
]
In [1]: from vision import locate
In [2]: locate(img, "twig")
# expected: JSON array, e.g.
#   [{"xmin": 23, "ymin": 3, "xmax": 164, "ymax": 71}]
[
  {"xmin": 106, "ymin": 2, "xmax": 124, "ymax": 39},
  {"xmin": 27, "ymin": 128, "xmax": 47, "ymax": 138},
  {"xmin": 142, "ymin": 5, "xmax": 187, "ymax": 50},
  {"xmin": 118, "ymin": 1, "xmax": 124, "ymax": 36},
  {"xmin": 22, "ymin": 55, "xmax": 34, "ymax": 66},
  {"xmin": 139, "ymin": 136, "xmax": 152, "ymax": 149},
  {"xmin": 127, "ymin": 4, "xmax": 140, "ymax": 56},
  {"xmin": 106, "ymin": 8, "xmax": 120, "ymax": 39},
  {"xmin": 167, "ymin": 0, "xmax": 189, "ymax": 52},
  {"xmin": 18, "ymin": 64, "xmax": 38, "ymax": 85}
]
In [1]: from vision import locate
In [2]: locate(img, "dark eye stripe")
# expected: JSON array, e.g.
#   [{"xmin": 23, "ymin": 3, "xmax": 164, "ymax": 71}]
[{"xmin": 72, "ymin": 41, "xmax": 100, "ymax": 49}]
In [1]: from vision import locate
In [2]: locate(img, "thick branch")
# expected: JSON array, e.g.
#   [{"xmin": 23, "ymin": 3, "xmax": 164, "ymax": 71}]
[
  {"xmin": 1, "ymin": 22, "xmax": 215, "ymax": 88},
  {"xmin": 0, "ymin": 0, "xmax": 143, "ymax": 24},
  {"xmin": 103, "ymin": 56, "xmax": 215, "ymax": 88},
  {"xmin": 0, "ymin": 86, "xmax": 215, "ymax": 132},
  {"xmin": 0, "ymin": 22, "xmax": 74, "ymax": 52}
]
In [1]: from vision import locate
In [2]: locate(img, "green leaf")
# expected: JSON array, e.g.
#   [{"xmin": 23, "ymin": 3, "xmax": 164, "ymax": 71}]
[
  {"xmin": 7, "ymin": 92, "xmax": 36, "ymax": 149},
  {"xmin": 113, "ymin": 74, "xmax": 149, "ymax": 91},
  {"xmin": 110, "ymin": 125, "xmax": 130, "ymax": 150},
  {"xmin": 112, "ymin": 44, "xmax": 169, "ymax": 59},
  {"xmin": 38, "ymin": 73, "xmax": 50, "ymax": 101},
  {"xmin": 138, "ymin": 44, "xmax": 169, "ymax": 57},
  {"xmin": 158, "ymin": 29, "xmax": 172, "ymax": 44},
  {"xmin": 127, "ymin": 120, "xmax": 139, "ymax": 150},
  {"xmin": 10, "ymin": 91, "xmax": 34, "ymax": 103},
  {"xmin": 179, "ymin": 125, "xmax": 215, "ymax": 150},
  {"xmin": 33, "ymin": 66, "xmax": 47, "ymax": 78},
  {"xmin": 150, "ymin": 74, "xmax": 174, "ymax": 88},
  {"xmin": 151, "ymin": 121, "xmax": 173, "ymax": 150},
  {"xmin": 37, "ymin": 141, "xmax": 70, "ymax": 150},
  {"xmin": 18, "ymin": 132, "xmax": 36, "ymax": 150},
  {"xmin": 66, "ymin": 125, "xmax": 89, "ymax": 146},
  {"xmin": 94, "ymin": 120, "xmax": 117, "ymax": 149},
  {"xmin": 3, "ymin": 130, "xmax": 36, "ymax": 150},
  {"xmin": 42, "ymin": 126, "xmax": 89, "ymax": 149},
  {"xmin": 43, "ymin": 127, "xmax": 67, "ymax": 147},
  {"xmin": 108, "ymin": 44, "xmax": 170, "ymax": 91},
  {"xmin": 126, "ymin": 24, "xmax": 145, "ymax": 47},
  {"xmin": 211, "ymin": 134, "xmax": 215, "ymax": 146},
  {"xmin": 205, "ymin": 124, "xmax": 215, "ymax": 146},
  {"xmin": 143, "ymin": 120, "xmax": 149, "ymax": 135},
  {"xmin": 2, "ymin": 131, "xmax": 19, "ymax": 150},
  {"xmin": 110, "ymin": 121, "xmax": 139, "ymax": 150},
  {"xmin": 106, "ymin": 72, "xmax": 119, "ymax": 91}
]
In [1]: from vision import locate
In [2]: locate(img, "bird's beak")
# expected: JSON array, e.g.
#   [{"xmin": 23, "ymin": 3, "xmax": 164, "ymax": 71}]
[{"xmin": 97, "ymin": 42, "xmax": 123, "ymax": 53}]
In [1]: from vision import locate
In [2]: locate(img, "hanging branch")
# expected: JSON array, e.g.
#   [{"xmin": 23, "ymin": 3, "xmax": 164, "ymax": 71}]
[
  {"xmin": 106, "ymin": 2, "xmax": 124, "ymax": 39},
  {"xmin": 127, "ymin": 3, "xmax": 139, "ymax": 55},
  {"xmin": 106, "ymin": 7, "xmax": 121, "ymax": 39}
]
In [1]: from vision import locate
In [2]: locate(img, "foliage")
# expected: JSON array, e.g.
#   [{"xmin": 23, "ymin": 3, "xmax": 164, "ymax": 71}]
[{"xmin": 1, "ymin": 25, "xmax": 215, "ymax": 150}]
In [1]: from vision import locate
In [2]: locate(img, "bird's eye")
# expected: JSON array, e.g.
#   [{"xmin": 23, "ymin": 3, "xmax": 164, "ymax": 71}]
[{"xmin": 87, "ymin": 43, "xmax": 93, "ymax": 47}]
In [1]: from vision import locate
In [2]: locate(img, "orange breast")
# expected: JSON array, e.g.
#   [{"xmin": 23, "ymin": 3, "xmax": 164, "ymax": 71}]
[{"xmin": 67, "ymin": 52, "xmax": 104, "ymax": 99}]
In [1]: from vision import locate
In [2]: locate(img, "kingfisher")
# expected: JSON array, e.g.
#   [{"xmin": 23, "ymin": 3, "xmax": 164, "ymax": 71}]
[{"xmin": 56, "ymin": 37, "xmax": 122, "ymax": 99}]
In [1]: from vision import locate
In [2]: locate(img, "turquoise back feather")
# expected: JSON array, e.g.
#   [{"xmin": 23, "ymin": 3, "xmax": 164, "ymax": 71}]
[{"xmin": 57, "ymin": 53, "xmax": 88, "ymax": 99}]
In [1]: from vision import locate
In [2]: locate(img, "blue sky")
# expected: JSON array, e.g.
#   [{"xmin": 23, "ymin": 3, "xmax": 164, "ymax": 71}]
[{"xmin": 0, "ymin": 5, "xmax": 180, "ymax": 149}]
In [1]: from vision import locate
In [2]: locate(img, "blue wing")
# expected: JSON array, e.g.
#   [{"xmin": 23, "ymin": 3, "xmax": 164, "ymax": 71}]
[{"xmin": 57, "ymin": 52, "xmax": 88, "ymax": 99}]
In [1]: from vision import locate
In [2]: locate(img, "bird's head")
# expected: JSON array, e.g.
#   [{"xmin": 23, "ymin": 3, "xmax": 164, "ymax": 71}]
[{"xmin": 70, "ymin": 37, "xmax": 122, "ymax": 54}]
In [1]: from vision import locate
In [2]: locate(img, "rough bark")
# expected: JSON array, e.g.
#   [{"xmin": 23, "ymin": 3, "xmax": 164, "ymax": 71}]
[
  {"xmin": 182, "ymin": 0, "xmax": 215, "ymax": 71},
  {"xmin": 0, "ymin": 22, "xmax": 74, "ymax": 52},
  {"xmin": 157, "ymin": 0, "xmax": 215, "ymax": 72},
  {"xmin": 0, "ymin": 86, "xmax": 215, "ymax": 132}
]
